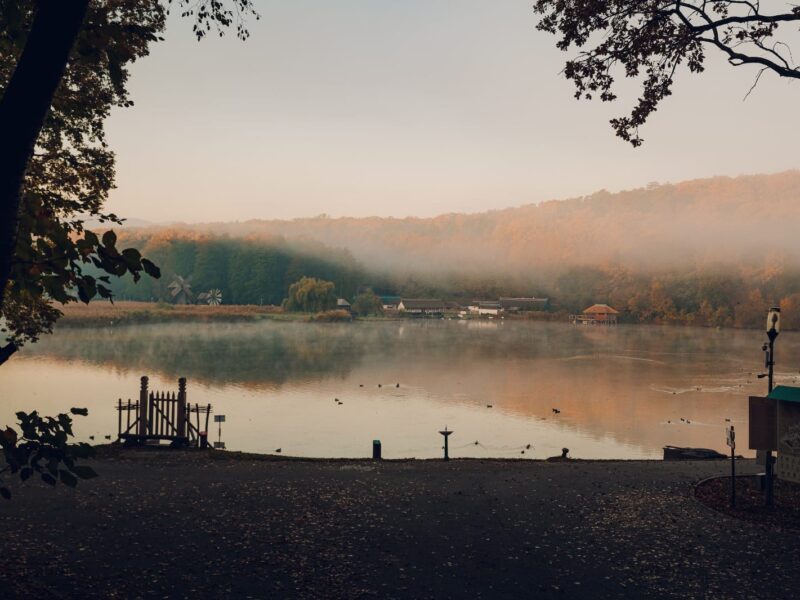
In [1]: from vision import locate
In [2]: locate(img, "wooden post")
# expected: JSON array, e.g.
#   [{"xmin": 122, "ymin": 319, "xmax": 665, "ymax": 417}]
[
  {"xmin": 177, "ymin": 378, "xmax": 187, "ymax": 440},
  {"xmin": 204, "ymin": 403, "xmax": 211, "ymax": 447},
  {"xmin": 195, "ymin": 403, "xmax": 201, "ymax": 445},
  {"xmin": 138, "ymin": 376, "xmax": 149, "ymax": 439},
  {"xmin": 149, "ymin": 391, "xmax": 155, "ymax": 437},
  {"xmin": 117, "ymin": 398, "xmax": 122, "ymax": 441}
]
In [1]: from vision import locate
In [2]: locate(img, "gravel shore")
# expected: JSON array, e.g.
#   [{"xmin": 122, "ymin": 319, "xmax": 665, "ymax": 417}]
[{"xmin": 0, "ymin": 451, "xmax": 795, "ymax": 599}]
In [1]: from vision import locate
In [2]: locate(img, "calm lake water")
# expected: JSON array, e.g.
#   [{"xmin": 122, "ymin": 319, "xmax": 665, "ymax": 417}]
[{"xmin": 3, "ymin": 320, "xmax": 799, "ymax": 459}]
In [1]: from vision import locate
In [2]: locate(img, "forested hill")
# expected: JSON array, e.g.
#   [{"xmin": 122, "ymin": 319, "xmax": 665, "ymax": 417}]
[
  {"xmin": 115, "ymin": 171, "xmax": 800, "ymax": 328},
  {"xmin": 167, "ymin": 171, "xmax": 800, "ymax": 276},
  {"xmin": 110, "ymin": 233, "xmax": 375, "ymax": 305}
]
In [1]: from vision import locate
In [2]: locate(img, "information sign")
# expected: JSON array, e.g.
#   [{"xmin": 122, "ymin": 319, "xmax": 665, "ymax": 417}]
[{"xmin": 726, "ymin": 426, "xmax": 735, "ymax": 450}]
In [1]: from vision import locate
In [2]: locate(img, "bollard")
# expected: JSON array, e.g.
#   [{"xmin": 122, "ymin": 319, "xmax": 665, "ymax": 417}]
[{"xmin": 373, "ymin": 439, "xmax": 382, "ymax": 460}]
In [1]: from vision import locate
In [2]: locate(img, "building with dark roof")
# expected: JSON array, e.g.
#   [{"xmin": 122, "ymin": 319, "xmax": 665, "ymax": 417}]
[
  {"xmin": 398, "ymin": 299, "xmax": 446, "ymax": 315},
  {"xmin": 499, "ymin": 297, "xmax": 549, "ymax": 312}
]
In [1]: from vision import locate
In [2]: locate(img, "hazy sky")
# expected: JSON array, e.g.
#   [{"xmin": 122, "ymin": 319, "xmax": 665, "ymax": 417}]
[{"xmin": 105, "ymin": 0, "xmax": 800, "ymax": 222}]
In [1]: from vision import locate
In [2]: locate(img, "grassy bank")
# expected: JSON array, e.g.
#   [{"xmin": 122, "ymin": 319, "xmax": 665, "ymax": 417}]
[
  {"xmin": 57, "ymin": 301, "xmax": 307, "ymax": 327},
  {"xmin": 58, "ymin": 301, "xmax": 560, "ymax": 327}
]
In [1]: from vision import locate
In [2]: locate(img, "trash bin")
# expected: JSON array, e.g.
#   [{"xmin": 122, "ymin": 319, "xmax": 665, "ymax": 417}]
[{"xmin": 372, "ymin": 439, "xmax": 382, "ymax": 460}]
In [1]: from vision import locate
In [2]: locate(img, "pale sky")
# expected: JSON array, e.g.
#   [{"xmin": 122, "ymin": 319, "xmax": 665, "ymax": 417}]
[{"xmin": 105, "ymin": 0, "xmax": 800, "ymax": 222}]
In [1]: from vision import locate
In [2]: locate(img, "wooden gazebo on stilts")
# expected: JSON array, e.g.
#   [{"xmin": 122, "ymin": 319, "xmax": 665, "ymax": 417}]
[{"xmin": 117, "ymin": 376, "xmax": 212, "ymax": 448}]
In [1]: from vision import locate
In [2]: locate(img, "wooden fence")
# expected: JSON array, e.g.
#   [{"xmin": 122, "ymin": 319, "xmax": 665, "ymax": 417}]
[{"xmin": 117, "ymin": 376, "xmax": 212, "ymax": 447}]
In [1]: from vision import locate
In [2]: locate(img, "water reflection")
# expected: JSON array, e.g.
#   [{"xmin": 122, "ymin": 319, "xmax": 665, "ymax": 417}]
[{"xmin": 4, "ymin": 321, "xmax": 799, "ymax": 459}]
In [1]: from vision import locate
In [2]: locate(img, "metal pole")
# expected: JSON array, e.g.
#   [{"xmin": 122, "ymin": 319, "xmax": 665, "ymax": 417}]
[
  {"xmin": 731, "ymin": 441, "xmax": 736, "ymax": 508},
  {"xmin": 766, "ymin": 334, "xmax": 776, "ymax": 508},
  {"xmin": 439, "ymin": 427, "xmax": 453, "ymax": 461},
  {"xmin": 768, "ymin": 337, "xmax": 775, "ymax": 393}
]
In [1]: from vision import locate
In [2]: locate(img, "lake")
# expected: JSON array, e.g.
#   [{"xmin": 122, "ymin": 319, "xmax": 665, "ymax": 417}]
[{"xmin": 2, "ymin": 319, "xmax": 798, "ymax": 459}]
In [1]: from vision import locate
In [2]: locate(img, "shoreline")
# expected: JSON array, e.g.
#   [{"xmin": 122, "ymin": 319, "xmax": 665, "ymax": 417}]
[
  {"xmin": 54, "ymin": 301, "xmax": 778, "ymax": 331},
  {"xmin": 93, "ymin": 444, "xmax": 675, "ymax": 463}
]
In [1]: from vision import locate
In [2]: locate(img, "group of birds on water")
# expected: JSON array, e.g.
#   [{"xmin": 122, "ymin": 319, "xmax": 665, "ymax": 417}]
[
  {"xmin": 665, "ymin": 417, "xmax": 733, "ymax": 425},
  {"xmin": 335, "ymin": 383, "xmax": 565, "ymax": 419},
  {"xmin": 334, "ymin": 382, "xmax": 403, "ymax": 406}
]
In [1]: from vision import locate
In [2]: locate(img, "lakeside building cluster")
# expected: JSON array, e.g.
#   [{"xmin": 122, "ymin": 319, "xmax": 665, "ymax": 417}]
[
  {"xmin": 335, "ymin": 294, "xmax": 620, "ymax": 324},
  {"xmin": 382, "ymin": 297, "xmax": 551, "ymax": 318}
]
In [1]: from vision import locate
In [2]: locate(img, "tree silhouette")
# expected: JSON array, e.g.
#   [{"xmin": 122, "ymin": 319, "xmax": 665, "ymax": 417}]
[
  {"xmin": 534, "ymin": 1, "xmax": 800, "ymax": 146},
  {"xmin": 0, "ymin": 0, "xmax": 257, "ymax": 364}
]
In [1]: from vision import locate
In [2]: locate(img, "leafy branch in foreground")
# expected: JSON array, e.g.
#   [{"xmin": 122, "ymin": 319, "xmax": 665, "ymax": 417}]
[
  {"xmin": 534, "ymin": 1, "xmax": 800, "ymax": 146},
  {"xmin": 0, "ymin": 407, "xmax": 96, "ymax": 500}
]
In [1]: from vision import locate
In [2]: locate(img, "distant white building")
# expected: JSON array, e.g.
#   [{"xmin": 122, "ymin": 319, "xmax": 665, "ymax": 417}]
[{"xmin": 468, "ymin": 301, "xmax": 502, "ymax": 316}]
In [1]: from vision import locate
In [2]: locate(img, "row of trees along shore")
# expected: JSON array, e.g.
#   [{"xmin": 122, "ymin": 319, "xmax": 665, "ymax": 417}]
[
  {"xmin": 108, "ymin": 233, "xmax": 370, "ymax": 306},
  {"xmin": 98, "ymin": 232, "xmax": 800, "ymax": 330}
]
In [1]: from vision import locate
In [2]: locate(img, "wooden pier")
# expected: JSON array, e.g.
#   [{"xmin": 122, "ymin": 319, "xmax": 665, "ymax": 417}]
[{"xmin": 117, "ymin": 376, "xmax": 212, "ymax": 448}]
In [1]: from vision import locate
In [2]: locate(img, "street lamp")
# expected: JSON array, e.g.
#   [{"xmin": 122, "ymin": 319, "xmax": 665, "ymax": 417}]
[
  {"xmin": 764, "ymin": 306, "xmax": 780, "ymax": 508},
  {"xmin": 766, "ymin": 307, "xmax": 780, "ymax": 386}
]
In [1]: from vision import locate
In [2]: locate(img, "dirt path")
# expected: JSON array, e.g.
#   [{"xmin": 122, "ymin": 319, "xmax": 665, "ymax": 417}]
[{"xmin": 0, "ymin": 452, "xmax": 794, "ymax": 599}]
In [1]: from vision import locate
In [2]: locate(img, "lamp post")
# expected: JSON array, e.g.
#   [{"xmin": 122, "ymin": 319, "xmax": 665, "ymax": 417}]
[{"xmin": 764, "ymin": 306, "xmax": 780, "ymax": 508}]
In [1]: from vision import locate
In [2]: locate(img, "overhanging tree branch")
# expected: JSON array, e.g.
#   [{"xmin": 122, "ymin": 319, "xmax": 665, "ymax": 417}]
[{"xmin": 534, "ymin": 0, "xmax": 800, "ymax": 145}]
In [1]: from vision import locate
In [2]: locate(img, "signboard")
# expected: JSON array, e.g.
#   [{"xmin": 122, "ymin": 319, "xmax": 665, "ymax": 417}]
[
  {"xmin": 777, "ymin": 401, "xmax": 800, "ymax": 483},
  {"xmin": 213, "ymin": 441, "xmax": 226, "ymax": 449},
  {"xmin": 214, "ymin": 415, "xmax": 226, "ymax": 423},
  {"xmin": 726, "ymin": 426, "xmax": 735, "ymax": 450},
  {"xmin": 749, "ymin": 396, "xmax": 777, "ymax": 451}
]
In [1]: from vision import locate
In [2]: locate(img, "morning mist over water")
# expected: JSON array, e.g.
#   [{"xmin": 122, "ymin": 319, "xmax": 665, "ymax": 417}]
[{"xmin": 6, "ymin": 320, "xmax": 799, "ymax": 459}]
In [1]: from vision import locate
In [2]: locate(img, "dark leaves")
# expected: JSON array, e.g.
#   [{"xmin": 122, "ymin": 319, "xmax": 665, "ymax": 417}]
[
  {"xmin": 59, "ymin": 470, "xmax": 78, "ymax": 488},
  {"xmin": 2, "ymin": 2, "xmax": 166, "ymax": 352},
  {"xmin": 0, "ymin": 410, "xmax": 96, "ymax": 499},
  {"xmin": 533, "ymin": 1, "xmax": 800, "ymax": 146},
  {"xmin": 71, "ymin": 465, "xmax": 98, "ymax": 480},
  {"xmin": 141, "ymin": 258, "xmax": 161, "ymax": 279}
]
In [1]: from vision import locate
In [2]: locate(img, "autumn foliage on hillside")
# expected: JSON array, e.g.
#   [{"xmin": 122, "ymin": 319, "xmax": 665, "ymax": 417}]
[{"xmin": 116, "ymin": 172, "xmax": 800, "ymax": 329}]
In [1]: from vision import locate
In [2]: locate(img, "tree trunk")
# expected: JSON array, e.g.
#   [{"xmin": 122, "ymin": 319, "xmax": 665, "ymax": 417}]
[
  {"xmin": 0, "ymin": 0, "xmax": 89, "ymax": 314},
  {"xmin": 0, "ymin": 342, "xmax": 17, "ymax": 366}
]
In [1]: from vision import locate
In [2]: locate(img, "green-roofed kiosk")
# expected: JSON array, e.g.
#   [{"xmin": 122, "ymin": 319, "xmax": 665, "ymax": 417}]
[{"xmin": 765, "ymin": 385, "xmax": 800, "ymax": 483}]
